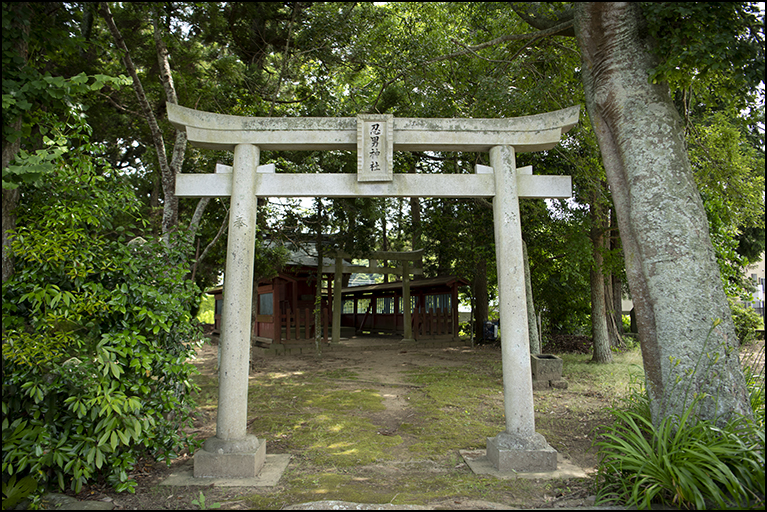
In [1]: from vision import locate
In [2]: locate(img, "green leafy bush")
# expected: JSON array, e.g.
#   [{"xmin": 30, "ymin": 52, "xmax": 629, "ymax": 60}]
[
  {"xmin": 594, "ymin": 378, "xmax": 765, "ymax": 509},
  {"xmin": 2, "ymin": 157, "xmax": 204, "ymax": 494},
  {"xmin": 729, "ymin": 298, "xmax": 763, "ymax": 345}
]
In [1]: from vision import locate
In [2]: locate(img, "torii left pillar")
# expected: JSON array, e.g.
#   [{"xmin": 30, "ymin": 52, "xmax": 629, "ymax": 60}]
[{"xmin": 194, "ymin": 143, "xmax": 267, "ymax": 478}]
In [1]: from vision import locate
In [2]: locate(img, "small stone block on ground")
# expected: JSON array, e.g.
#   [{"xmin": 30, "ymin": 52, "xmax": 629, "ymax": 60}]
[
  {"xmin": 486, "ymin": 434, "xmax": 558, "ymax": 473},
  {"xmin": 460, "ymin": 450, "xmax": 587, "ymax": 480},
  {"xmin": 532, "ymin": 378, "xmax": 568, "ymax": 391},
  {"xmin": 193, "ymin": 438, "xmax": 266, "ymax": 478},
  {"xmin": 161, "ymin": 453, "xmax": 290, "ymax": 487},
  {"xmin": 530, "ymin": 354, "xmax": 563, "ymax": 382}
]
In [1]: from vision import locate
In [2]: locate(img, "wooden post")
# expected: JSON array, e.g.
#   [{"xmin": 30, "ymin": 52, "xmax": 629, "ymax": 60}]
[
  {"xmin": 452, "ymin": 282, "xmax": 460, "ymax": 340},
  {"xmin": 333, "ymin": 257, "xmax": 343, "ymax": 343},
  {"xmin": 323, "ymin": 305, "xmax": 329, "ymax": 342},
  {"xmin": 402, "ymin": 260, "xmax": 413, "ymax": 341}
]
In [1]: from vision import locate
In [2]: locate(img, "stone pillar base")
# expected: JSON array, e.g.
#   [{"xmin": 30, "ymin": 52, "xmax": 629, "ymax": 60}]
[
  {"xmin": 193, "ymin": 435, "xmax": 266, "ymax": 478},
  {"xmin": 487, "ymin": 432, "xmax": 557, "ymax": 472}
]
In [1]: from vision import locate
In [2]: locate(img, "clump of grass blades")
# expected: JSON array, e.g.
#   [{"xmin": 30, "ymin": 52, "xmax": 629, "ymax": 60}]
[
  {"xmin": 742, "ymin": 344, "xmax": 765, "ymax": 429},
  {"xmin": 594, "ymin": 381, "xmax": 765, "ymax": 509}
]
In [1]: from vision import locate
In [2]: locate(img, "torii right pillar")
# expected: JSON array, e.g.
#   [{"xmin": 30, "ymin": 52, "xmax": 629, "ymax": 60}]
[{"xmin": 487, "ymin": 145, "xmax": 557, "ymax": 471}]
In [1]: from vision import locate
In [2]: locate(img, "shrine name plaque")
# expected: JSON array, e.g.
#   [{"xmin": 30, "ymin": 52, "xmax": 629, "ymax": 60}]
[{"xmin": 357, "ymin": 114, "xmax": 393, "ymax": 182}]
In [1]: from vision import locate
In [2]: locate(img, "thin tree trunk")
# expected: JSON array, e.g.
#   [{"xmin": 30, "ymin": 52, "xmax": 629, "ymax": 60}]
[
  {"xmin": 590, "ymin": 265, "xmax": 612, "ymax": 363},
  {"xmin": 612, "ymin": 274, "xmax": 624, "ymax": 335},
  {"xmin": 408, "ymin": 160, "xmax": 422, "ymax": 261},
  {"xmin": 381, "ymin": 213, "xmax": 388, "ymax": 284},
  {"xmin": 315, "ymin": 199, "xmax": 324, "ymax": 356},
  {"xmin": 609, "ymin": 207, "xmax": 625, "ymax": 340},
  {"xmin": 410, "ymin": 199, "xmax": 421, "ymax": 252},
  {"xmin": 607, "ymin": 206, "xmax": 625, "ymax": 344},
  {"xmin": 268, "ymin": 2, "xmax": 301, "ymax": 117},
  {"xmin": 2, "ymin": 3, "xmax": 28, "ymax": 284},
  {"xmin": 575, "ymin": 2, "xmax": 749, "ymax": 425},
  {"xmin": 2, "ymin": 188, "xmax": 19, "ymax": 284},
  {"xmin": 152, "ymin": 7, "xmax": 187, "ymax": 242},
  {"xmin": 590, "ymin": 196, "xmax": 612, "ymax": 363},
  {"xmin": 523, "ymin": 240, "xmax": 541, "ymax": 355},
  {"xmin": 473, "ymin": 257, "xmax": 489, "ymax": 341}
]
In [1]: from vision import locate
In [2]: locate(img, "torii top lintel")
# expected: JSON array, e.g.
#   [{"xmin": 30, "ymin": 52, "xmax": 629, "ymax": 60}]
[{"xmin": 167, "ymin": 104, "xmax": 580, "ymax": 153}]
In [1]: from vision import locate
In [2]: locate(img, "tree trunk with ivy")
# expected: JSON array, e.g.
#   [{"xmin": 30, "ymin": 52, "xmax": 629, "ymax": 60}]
[{"xmin": 575, "ymin": 2, "xmax": 750, "ymax": 426}]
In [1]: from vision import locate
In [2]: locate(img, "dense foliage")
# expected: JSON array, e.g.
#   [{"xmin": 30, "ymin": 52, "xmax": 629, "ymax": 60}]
[{"xmin": 2, "ymin": 152, "xmax": 204, "ymax": 497}]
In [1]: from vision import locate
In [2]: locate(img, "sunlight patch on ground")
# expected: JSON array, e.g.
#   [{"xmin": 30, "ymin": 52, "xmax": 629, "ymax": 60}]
[{"xmin": 267, "ymin": 371, "xmax": 305, "ymax": 379}]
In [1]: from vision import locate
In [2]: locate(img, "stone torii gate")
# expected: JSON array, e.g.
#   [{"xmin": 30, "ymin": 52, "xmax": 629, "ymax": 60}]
[{"xmin": 168, "ymin": 104, "xmax": 580, "ymax": 478}]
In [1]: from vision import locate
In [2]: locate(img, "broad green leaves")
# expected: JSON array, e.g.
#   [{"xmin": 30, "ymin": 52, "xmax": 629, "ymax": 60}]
[
  {"xmin": 2, "ymin": 151, "xmax": 203, "ymax": 494},
  {"xmin": 2, "ymin": 72, "xmax": 131, "ymax": 190}
]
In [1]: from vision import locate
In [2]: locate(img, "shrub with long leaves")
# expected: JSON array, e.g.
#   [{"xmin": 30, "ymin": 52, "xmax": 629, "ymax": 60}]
[{"xmin": 594, "ymin": 378, "xmax": 765, "ymax": 509}]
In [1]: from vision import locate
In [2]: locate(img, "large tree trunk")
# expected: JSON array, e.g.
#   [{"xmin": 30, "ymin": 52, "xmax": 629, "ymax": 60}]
[{"xmin": 575, "ymin": 2, "xmax": 750, "ymax": 425}]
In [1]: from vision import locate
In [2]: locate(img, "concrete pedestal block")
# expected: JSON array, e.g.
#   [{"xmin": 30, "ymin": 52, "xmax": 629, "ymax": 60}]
[
  {"xmin": 193, "ymin": 435, "xmax": 266, "ymax": 478},
  {"xmin": 486, "ymin": 432, "xmax": 557, "ymax": 472}
]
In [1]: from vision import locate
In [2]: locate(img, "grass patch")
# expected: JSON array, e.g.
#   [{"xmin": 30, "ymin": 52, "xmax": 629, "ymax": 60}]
[
  {"xmin": 244, "ymin": 467, "xmax": 566, "ymax": 509},
  {"xmin": 558, "ymin": 350, "xmax": 644, "ymax": 397},
  {"xmin": 402, "ymin": 366, "xmax": 505, "ymax": 457},
  {"xmin": 192, "ymin": 373, "xmax": 218, "ymax": 407},
  {"xmin": 245, "ymin": 472, "xmax": 401, "ymax": 509},
  {"xmin": 317, "ymin": 368, "xmax": 359, "ymax": 379}
]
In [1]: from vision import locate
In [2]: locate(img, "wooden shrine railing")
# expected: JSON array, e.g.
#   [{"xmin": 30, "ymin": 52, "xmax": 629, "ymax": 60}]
[
  {"xmin": 279, "ymin": 307, "xmax": 329, "ymax": 343},
  {"xmin": 412, "ymin": 308, "xmax": 455, "ymax": 339}
]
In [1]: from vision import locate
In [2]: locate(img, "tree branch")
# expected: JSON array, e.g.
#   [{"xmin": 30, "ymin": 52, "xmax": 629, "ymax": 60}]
[
  {"xmin": 97, "ymin": 91, "xmax": 142, "ymax": 117},
  {"xmin": 197, "ymin": 206, "xmax": 229, "ymax": 266},
  {"xmin": 427, "ymin": 19, "xmax": 574, "ymax": 66},
  {"xmin": 510, "ymin": 3, "xmax": 575, "ymax": 35},
  {"xmin": 188, "ymin": 197, "xmax": 211, "ymax": 237},
  {"xmin": 100, "ymin": 2, "xmax": 177, "ymax": 240}
]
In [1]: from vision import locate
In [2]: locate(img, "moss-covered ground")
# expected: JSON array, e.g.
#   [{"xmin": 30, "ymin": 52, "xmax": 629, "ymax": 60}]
[
  {"xmin": 181, "ymin": 341, "xmax": 647, "ymax": 509},
  {"xmin": 82, "ymin": 338, "xmax": 664, "ymax": 509}
]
